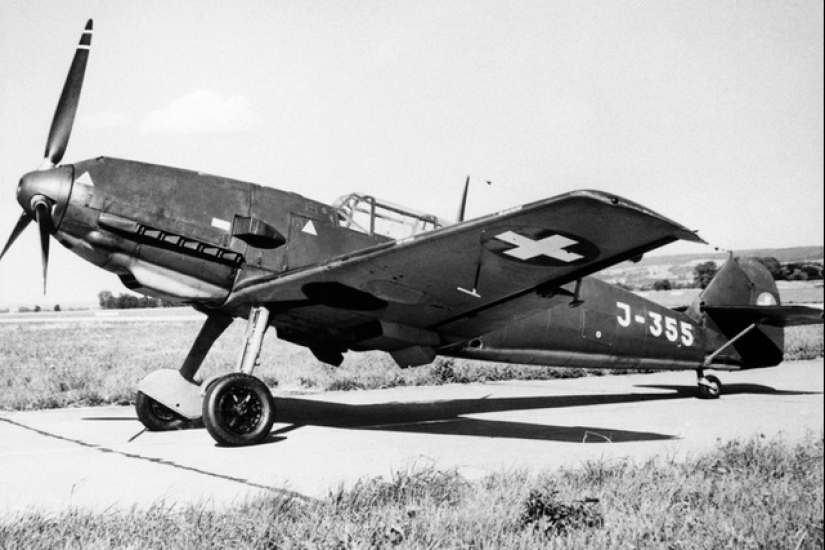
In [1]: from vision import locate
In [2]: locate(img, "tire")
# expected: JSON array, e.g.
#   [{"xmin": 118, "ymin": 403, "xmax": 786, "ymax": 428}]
[
  {"xmin": 698, "ymin": 375, "xmax": 722, "ymax": 400},
  {"xmin": 135, "ymin": 391, "xmax": 188, "ymax": 431},
  {"xmin": 202, "ymin": 373, "xmax": 276, "ymax": 446}
]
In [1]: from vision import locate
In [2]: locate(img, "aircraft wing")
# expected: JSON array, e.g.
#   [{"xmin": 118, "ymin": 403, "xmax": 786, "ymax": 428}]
[{"xmin": 228, "ymin": 190, "xmax": 704, "ymax": 345}]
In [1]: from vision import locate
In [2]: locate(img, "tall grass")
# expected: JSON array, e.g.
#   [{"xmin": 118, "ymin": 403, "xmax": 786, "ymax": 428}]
[
  {"xmin": 1, "ymin": 434, "xmax": 821, "ymax": 548},
  {"xmin": 785, "ymin": 324, "xmax": 824, "ymax": 361},
  {"xmin": 0, "ymin": 321, "xmax": 822, "ymax": 412}
]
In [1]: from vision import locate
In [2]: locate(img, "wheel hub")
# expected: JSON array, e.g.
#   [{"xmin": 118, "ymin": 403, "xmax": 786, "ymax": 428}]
[
  {"xmin": 150, "ymin": 400, "xmax": 178, "ymax": 422},
  {"xmin": 220, "ymin": 388, "xmax": 262, "ymax": 434}
]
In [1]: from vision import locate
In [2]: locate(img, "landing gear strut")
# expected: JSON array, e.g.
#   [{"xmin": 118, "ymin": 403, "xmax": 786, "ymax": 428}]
[
  {"xmin": 135, "ymin": 306, "xmax": 276, "ymax": 446},
  {"xmin": 135, "ymin": 311, "xmax": 234, "ymax": 430}
]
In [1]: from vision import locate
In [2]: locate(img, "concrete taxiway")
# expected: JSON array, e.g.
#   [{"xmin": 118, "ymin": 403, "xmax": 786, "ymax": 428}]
[{"xmin": 0, "ymin": 359, "xmax": 822, "ymax": 519}]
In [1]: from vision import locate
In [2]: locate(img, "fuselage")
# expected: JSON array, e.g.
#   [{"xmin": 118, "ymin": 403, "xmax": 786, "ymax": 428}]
[
  {"xmin": 446, "ymin": 276, "xmax": 710, "ymax": 370},
  {"xmin": 29, "ymin": 156, "xmax": 738, "ymax": 370},
  {"xmin": 43, "ymin": 157, "xmax": 387, "ymax": 307}
]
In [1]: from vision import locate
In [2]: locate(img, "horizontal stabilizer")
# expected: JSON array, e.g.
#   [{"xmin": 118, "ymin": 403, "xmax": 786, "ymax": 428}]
[{"xmin": 701, "ymin": 304, "xmax": 824, "ymax": 328}]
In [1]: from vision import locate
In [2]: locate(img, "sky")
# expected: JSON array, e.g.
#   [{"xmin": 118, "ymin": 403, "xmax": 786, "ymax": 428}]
[{"xmin": 0, "ymin": 0, "xmax": 822, "ymax": 308}]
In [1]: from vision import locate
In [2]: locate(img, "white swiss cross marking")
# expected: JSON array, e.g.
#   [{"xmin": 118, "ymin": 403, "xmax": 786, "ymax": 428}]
[{"xmin": 494, "ymin": 231, "xmax": 583, "ymax": 262}]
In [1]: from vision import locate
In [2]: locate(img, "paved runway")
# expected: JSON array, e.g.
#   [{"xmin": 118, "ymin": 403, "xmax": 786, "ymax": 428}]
[{"xmin": 0, "ymin": 360, "xmax": 821, "ymax": 519}]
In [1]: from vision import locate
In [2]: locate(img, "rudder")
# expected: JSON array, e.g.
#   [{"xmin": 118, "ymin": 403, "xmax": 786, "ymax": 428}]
[{"xmin": 687, "ymin": 258, "xmax": 784, "ymax": 368}]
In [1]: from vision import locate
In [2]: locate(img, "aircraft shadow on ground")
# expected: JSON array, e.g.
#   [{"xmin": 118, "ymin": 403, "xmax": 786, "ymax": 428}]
[
  {"xmin": 272, "ymin": 382, "xmax": 818, "ymax": 444},
  {"xmin": 273, "ymin": 389, "xmax": 689, "ymax": 444}
]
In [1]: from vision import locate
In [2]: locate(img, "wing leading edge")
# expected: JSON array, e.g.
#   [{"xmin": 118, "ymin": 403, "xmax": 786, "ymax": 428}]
[{"xmin": 226, "ymin": 190, "xmax": 704, "ymax": 349}]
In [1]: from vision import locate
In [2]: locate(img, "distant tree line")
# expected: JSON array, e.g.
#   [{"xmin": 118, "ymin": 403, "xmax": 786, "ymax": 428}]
[
  {"xmin": 647, "ymin": 257, "xmax": 822, "ymax": 292},
  {"xmin": 8, "ymin": 304, "xmax": 60, "ymax": 313},
  {"xmin": 749, "ymin": 257, "xmax": 823, "ymax": 282},
  {"xmin": 644, "ymin": 260, "xmax": 718, "ymax": 291},
  {"xmin": 97, "ymin": 291, "xmax": 175, "ymax": 309}
]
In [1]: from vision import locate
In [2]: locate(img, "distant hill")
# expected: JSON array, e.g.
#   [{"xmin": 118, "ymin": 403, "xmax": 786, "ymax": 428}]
[
  {"xmin": 629, "ymin": 246, "xmax": 823, "ymax": 268},
  {"xmin": 595, "ymin": 245, "xmax": 823, "ymax": 288}
]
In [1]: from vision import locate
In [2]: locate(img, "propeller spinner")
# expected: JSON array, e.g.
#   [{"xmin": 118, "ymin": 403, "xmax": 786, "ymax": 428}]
[{"xmin": 0, "ymin": 19, "xmax": 93, "ymax": 293}]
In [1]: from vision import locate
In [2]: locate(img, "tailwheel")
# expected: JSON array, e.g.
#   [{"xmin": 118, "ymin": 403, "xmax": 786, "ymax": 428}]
[
  {"xmin": 698, "ymin": 374, "xmax": 722, "ymax": 400},
  {"xmin": 202, "ymin": 373, "xmax": 276, "ymax": 447},
  {"xmin": 135, "ymin": 391, "xmax": 189, "ymax": 431}
]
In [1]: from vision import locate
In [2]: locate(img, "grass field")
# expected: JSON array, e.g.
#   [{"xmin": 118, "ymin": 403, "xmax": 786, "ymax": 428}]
[
  {"xmin": 1, "ymin": 434, "xmax": 821, "ymax": 548},
  {"xmin": 1, "ymin": 310, "xmax": 821, "ymax": 547},
  {"xmin": 0, "ymin": 320, "xmax": 822, "ymax": 411}
]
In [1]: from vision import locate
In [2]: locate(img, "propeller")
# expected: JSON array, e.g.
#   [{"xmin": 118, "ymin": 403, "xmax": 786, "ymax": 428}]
[
  {"xmin": 34, "ymin": 200, "xmax": 54, "ymax": 294},
  {"xmin": 0, "ymin": 19, "xmax": 93, "ymax": 293},
  {"xmin": 43, "ymin": 19, "xmax": 93, "ymax": 170},
  {"xmin": 0, "ymin": 212, "xmax": 34, "ymax": 262}
]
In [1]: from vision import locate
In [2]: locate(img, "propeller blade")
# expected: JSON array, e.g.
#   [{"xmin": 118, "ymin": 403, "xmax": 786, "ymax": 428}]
[
  {"xmin": 34, "ymin": 202, "xmax": 53, "ymax": 294},
  {"xmin": 43, "ymin": 19, "xmax": 93, "ymax": 168},
  {"xmin": 0, "ymin": 211, "xmax": 34, "ymax": 263}
]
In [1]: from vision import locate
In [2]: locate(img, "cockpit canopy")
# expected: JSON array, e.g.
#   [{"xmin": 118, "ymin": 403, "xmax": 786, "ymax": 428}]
[{"xmin": 334, "ymin": 193, "xmax": 450, "ymax": 240}]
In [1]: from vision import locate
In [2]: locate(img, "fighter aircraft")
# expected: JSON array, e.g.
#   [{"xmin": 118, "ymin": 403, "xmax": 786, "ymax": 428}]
[{"xmin": 2, "ymin": 21, "xmax": 822, "ymax": 446}]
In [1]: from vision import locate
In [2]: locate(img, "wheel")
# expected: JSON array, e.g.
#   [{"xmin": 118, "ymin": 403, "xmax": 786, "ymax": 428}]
[
  {"xmin": 202, "ymin": 373, "xmax": 276, "ymax": 446},
  {"xmin": 135, "ymin": 391, "xmax": 188, "ymax": 431},
  {"xmin": 698, "ymin": 374, "xmax": 722, "ymax": 400}
]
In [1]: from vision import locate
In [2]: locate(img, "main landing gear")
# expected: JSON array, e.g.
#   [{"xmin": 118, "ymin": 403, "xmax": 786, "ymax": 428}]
[
  {"xmin": 135, "ymin": 306, "xmax": 276, "ymax": 446},
  {"xmin": 696, "ymin": 369, "xmax": 722, "ymax": 400}
]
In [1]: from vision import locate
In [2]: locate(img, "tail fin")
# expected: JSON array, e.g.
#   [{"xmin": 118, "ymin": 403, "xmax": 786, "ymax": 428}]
[{"xmin": 686, "ymin": 258, "xmax": 822, "ymax": 368}]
